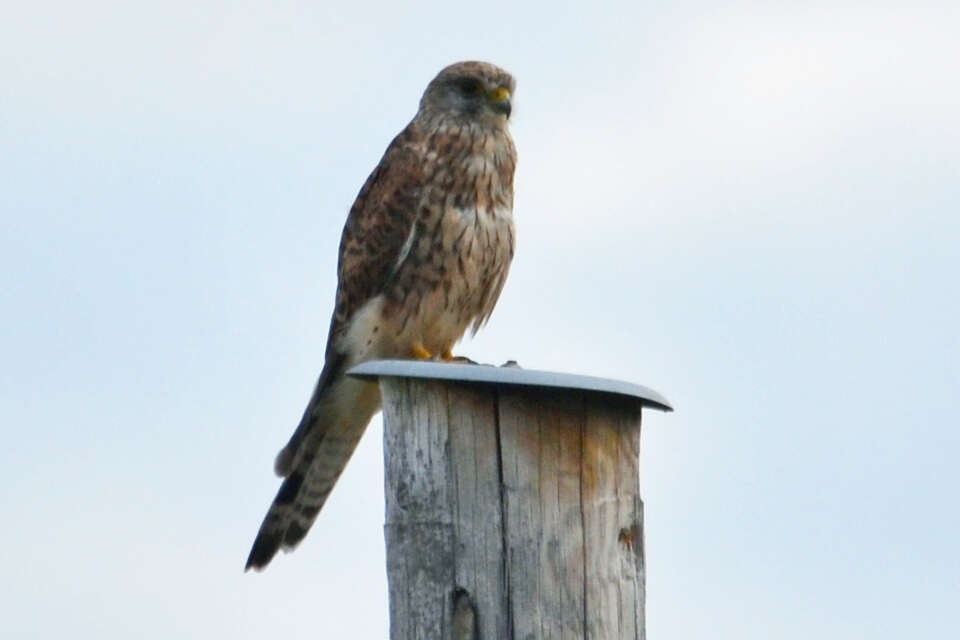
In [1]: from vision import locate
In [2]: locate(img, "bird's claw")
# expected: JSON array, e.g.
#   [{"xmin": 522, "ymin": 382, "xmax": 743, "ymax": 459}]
[{"xmin": 410, "ymin": 343, "xmax": 433, "ymax": 360}]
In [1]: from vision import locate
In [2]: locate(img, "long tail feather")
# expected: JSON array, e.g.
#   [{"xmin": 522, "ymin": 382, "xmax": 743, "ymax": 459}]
[
  {"xmin": 273, "ymin": 351, "xmax": 347, "ymax": 478},
  {"xmin": 245, "ymin": 374, "xmax": 380, "ymax": 571}
]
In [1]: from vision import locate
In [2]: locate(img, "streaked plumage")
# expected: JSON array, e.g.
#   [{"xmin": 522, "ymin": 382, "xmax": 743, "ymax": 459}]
[{"xmin": 246, "ymin": 61, "xmax": 517, "ymax": 571}]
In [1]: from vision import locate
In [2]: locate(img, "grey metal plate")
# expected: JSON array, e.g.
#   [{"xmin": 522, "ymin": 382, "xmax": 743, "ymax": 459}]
[{"xmin": 347, "ymin": 359, "xmax": 673, "ymax": 412}]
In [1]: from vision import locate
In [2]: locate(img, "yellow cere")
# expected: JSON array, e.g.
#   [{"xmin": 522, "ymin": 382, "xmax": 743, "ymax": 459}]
[{"xmin": 488, "ymin": 87, "xmax": 510, "ymax": 102}]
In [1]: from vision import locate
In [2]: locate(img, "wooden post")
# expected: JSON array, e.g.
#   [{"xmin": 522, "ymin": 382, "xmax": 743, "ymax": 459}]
[{"xmin": 349, "ymin": 361, "xmax": 671, "ymax": 640}]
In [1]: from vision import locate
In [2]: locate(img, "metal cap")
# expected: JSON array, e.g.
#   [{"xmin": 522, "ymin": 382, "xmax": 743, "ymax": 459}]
[{"xmin": 347, "ymin": 359, "xmax": 673, "ymax": 412}]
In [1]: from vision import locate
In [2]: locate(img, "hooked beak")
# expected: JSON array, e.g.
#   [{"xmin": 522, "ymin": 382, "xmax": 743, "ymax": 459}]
[{"xmin": 488, "ymin": 86, "xmax": 512, "ymax": 118}]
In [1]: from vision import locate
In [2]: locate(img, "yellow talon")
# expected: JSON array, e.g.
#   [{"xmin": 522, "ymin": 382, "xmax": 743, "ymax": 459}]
[
  {"xmin": 441, "ymin": 350, "xmax": 476, "ymax": 364},
  {"xmin": 410, "ymin": 343, "xmax": 432, "ymax": 360}
]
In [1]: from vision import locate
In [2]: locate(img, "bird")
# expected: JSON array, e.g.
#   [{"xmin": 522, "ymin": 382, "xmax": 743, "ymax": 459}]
[{"xmin": 245, "ymin": 61, "xmax": 517, "ymax": 571}]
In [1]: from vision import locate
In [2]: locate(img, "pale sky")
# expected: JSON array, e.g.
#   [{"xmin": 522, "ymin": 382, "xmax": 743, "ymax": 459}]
[{"xmin": 2, "ymin": 2, "xmax": 958, "ymax": 638}]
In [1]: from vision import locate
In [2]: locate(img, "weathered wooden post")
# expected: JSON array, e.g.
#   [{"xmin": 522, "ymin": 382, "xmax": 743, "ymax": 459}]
[{"xmin": 349, "ymin": 360, "xmax": 672, "ymax": 640}]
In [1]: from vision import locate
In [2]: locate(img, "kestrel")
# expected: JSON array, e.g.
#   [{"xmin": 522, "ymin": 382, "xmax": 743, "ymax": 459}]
[{"xmin": 246, "ymin": 61, "xmax": 517, "ymax": 570}]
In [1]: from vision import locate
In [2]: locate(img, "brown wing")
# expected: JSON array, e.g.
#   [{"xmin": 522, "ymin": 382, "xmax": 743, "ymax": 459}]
[
  {"xmin": 270, "ymin": 122, "xmax": 429, "ymax": 480},
  {"xmin": 325, "ymin": 121, "xmax": 427, "ymax": 354}
]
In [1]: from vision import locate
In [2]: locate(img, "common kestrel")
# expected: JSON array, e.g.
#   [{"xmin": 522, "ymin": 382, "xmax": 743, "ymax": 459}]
[{"xmin": 246, "ymin": 61, "xmax": 517, "ymax": 570}]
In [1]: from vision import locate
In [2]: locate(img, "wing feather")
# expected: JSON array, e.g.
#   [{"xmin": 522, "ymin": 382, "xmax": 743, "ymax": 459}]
[
  {"xmin": 326, "ymin": 122, "xmax": 428, "ymax": 353},
  {"xmin": 272, "ymin": 122, "xmax": 428, "ymax": 478}
]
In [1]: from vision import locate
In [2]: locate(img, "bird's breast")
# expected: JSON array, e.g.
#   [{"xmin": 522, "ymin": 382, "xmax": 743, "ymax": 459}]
[{"xmin": 376, "ymin": 129, "xmax": 515, "ymax": 355}]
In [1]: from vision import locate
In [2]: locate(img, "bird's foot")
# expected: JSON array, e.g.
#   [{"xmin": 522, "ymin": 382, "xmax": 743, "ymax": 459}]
[
  {"xmin": 410, "ymin": 342, "xmax": 433, "ymax": 360},
  {"xmin": 441, "ymin": 349, "xmax": 476, "ymax": 364}
]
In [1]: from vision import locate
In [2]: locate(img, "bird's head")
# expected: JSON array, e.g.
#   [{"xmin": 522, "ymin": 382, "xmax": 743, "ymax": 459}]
[{"xmin": 418, "ymin": 61, "xmax": 515, "ymax": 125}]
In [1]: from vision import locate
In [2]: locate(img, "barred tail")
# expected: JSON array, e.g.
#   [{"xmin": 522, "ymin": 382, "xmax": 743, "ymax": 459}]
[{"xmin": 245, "ymin": 374, "xmax": 380, "ymax": 571}]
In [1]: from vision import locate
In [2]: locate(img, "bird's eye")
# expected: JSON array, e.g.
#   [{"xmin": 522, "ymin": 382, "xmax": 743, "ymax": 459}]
[{"xmin": 456, "ymin": 77, "xmax": 484, "ymax": 96}]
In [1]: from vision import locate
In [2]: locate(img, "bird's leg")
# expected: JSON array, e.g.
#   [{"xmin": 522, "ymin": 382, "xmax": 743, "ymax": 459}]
[{"xmin": 410, "ymin": 341, "xmax": 433, "ymax": 360}]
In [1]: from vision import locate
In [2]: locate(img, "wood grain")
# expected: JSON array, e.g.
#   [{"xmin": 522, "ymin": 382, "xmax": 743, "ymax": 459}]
[{"xmin": 381, "ymin": 378, "xmax": 645, "ymax": 640}]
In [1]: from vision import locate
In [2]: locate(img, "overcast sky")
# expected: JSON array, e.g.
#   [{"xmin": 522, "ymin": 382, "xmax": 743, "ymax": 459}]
[{"xmin": 2, "ymin": 2, "xmax": 958, "ymax": 638}]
